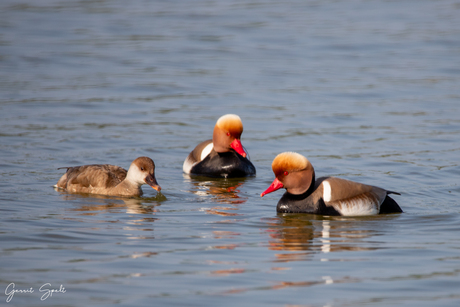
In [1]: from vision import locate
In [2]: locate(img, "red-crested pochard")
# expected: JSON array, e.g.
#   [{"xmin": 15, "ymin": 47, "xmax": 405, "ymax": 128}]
[
  {"xmin": 183, "ymin": 114, "xmax": 256, "ymax": 178},
  {"xmin": 55, "ymin": 156, "xmax": 161, "ymax": 197},
  {"xmin": 261, "ymin": 152, "xmax": 402, "ymax": 216}
]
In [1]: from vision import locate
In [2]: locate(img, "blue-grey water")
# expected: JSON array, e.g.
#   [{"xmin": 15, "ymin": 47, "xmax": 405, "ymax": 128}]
[{"xmin": 1, "ymin": 0, "xmax": 460, "ymax": 306}]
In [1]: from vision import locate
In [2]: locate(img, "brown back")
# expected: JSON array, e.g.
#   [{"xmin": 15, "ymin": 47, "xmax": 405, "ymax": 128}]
[{"xmin": 66, "ymin": 164, "xmax": 127, "ymax": 189}]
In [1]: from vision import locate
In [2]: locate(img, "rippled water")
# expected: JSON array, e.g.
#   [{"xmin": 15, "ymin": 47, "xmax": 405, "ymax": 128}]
[{"xmin": 1, "ymin": 0, "xmax": 460, "ymax": 306}]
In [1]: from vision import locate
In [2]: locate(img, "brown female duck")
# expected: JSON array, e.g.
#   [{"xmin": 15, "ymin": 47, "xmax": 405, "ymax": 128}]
[{"xmin": 55, "ymin": 156, "xmax": 161, "ymax": 197}]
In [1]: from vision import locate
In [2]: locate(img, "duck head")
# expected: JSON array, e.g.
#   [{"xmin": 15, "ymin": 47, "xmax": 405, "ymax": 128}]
[
  {"xmin": 127, "ymin": 157, "xmax": 161, "ymax": 191},
  {"xmin": 212, "ymin": 114, "xmax": 247, "ymax": 158},
  {"xmin": 261, "ymin": 152, "xmax": 314, "ymax": 197}
]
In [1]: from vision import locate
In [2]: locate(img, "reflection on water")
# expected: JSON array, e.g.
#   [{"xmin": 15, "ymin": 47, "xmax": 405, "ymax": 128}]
[
  {"xmin": 265, "ymin": 214, "xmax": 389, "ymax": 262},
  {"xmin": 221, "ymin": 275, "xmax": 360, "ymax": 295},
  {"xmin": 2, "ymin": 0, "xmax": 460, "ymax": 305},
  {"xmin": 57, "ymin": 190, "xmax": 166, "ymax": 215},
  {"xmin": 184, "ymin": 174, "xmax": 248, "ymax": 217},
  {"xmin": 321, "ymin": 219, "xmax": 331, "ymax": 254},
  {"xmin": 184, "ymin": 174, "xmax": 248, "ymax": 204}
]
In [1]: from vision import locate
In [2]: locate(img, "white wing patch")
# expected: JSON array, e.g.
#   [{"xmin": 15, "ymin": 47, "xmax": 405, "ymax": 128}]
[
  {"xmin": 183, "ymin": 143, "xmax": 214, "ymax": 174},
  {"xmin": 323, "ymin": 180, "xmax": 332, "ymax": 202},
  {"xmin": 200, "ymin": 143, "xmax": 213, "ymax": 161}
]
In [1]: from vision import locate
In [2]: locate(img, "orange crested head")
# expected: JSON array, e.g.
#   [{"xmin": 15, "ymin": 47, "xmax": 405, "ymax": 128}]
[
  {"xmin": 271, "ymin": 152, "xmax": 311, "ymax": 178},
  {"xmin": 215, "ymin": 114, "xmax": 243, "ymax": 138}
]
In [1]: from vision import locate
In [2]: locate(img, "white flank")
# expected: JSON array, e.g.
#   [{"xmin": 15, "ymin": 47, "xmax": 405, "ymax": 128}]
[
  {"xmin": 323, "ymin": 180, "xmax": 378, "ymax": 216},
  {"xmin": 183, "ymin": 143, "xmax": 214, "ymax": 174},
  {"xmin": 335, "ymin": 198, "xmax": 379, "ymax": 216},
  {"xmin": 182, "ymin": 157, "xmax": 194, "ymax": 174},
  {"xmin": 322, "ymin": 180, "xmax": 332, "ymax": 202}
]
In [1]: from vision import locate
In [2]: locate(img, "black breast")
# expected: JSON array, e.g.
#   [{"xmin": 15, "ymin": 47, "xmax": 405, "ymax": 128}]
[
  {"xmin": 190, "ymin": 150, "xmax": 256, "ymax": 178},
  {"xmin": 276, "ymin": 192, "xmax": 341, "ymax": 215}
]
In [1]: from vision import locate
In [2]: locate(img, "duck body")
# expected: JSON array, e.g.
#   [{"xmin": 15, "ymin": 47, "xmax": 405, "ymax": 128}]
[
  {"xmin": 185, "ymin": 139, "xmax": 256, "ymax": 178},
  {"xmin": 276, "ymin": 176, "xmax": 402, "ymax": 215},
  {"xmin": 183, "ymin": 114, "xmax": 256, "ymax": 178},
  {"xmin": 55, "ymin": 157, "xmax": 161, "ymax": 197},
  {"xmin": 261, "ymin": 152, "xmax": 402, "ymax": 216}
]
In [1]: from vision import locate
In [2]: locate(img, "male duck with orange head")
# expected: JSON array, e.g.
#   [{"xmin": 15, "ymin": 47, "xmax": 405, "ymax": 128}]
[
  {"xmin": 261, "ymin": 152, "xmax": 402, "ymax": 216},
  {"xmin": 183, "ymin": 114, "xmax": 256, "ymax": 178}
]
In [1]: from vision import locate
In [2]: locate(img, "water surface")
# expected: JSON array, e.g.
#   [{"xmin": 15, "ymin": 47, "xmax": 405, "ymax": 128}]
[{"xmin": 1, "ymin": 0, "xmax": 460, "ymax": 306}]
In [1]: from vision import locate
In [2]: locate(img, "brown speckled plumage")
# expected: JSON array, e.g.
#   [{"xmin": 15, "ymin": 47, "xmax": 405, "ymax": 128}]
[{"xmin": 56, "ymin": 157, "xmax": 161, "ymax": 197}]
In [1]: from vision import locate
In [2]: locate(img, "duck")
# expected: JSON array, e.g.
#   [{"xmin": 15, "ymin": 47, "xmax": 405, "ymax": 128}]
[
  {"xmin": 55, "ymin": 156, "xmax": 161, "ymax": 197},
  {"xmin": 261, "ymin": 152, "xmax": 402, "ymax": 216},
  {"xmin": 183, "ymin": 114, "xmax": 256, "ymax": 178}
]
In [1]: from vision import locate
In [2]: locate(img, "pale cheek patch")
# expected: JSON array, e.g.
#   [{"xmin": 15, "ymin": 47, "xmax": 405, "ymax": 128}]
[
  {"xmin": 127, "ymin": 166, "xmax": 145, "ymax": 185},
  {"xmin": 201, "ymin": 143, "xmax": 214, "ymax": 161},
  {"xmin": 322, "ymin": 180, "xmax": 332, "ymax": 202}
]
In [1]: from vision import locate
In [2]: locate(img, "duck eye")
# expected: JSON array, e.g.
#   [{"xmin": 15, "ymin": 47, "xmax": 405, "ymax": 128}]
[
  {"xmin": 226, "ymin": 132, "xmax": 230, "ymax": 136},
  {"xmin": 284, "ymin": 171, "xmax": 289, "ymax": 176},
  {"xmin": 141, "ymin": 167, "xmax": 144, "ymax": 171}
]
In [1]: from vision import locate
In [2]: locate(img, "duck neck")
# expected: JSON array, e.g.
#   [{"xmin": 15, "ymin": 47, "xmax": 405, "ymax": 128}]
[
  {"xmin": 111, "ymin": 179, "xmax": 143, "ymax": 197},
  {"xmin": 305, "ymin": 172, "xmax": 316, "ymax": 195},
  {"xmin": 285, "ymin": 168, "xmax": 315, "ymax": 196},
  {"xmin": 285, "ymin": 174, "xmax": 315, "ymax": 200}
]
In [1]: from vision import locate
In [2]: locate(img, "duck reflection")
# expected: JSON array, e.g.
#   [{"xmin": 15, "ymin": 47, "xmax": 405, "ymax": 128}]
[
  {"xmin": 264, "ymin": 214, "xmax": 315, "ymax": 262},
  {"xmin": 265, "ymin": 214, "xmax": 394, "ymax": 262},
  {"xmin": 184, "ymin": 174, "xmax": 248, "ymax": 204},
  {"xmin": 58, "ymin": 191, "xmax": 166, "ymax": 216},
  {"xmin": 184, "ymin": 174, "xmax": 249, "ymax": 217}
]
